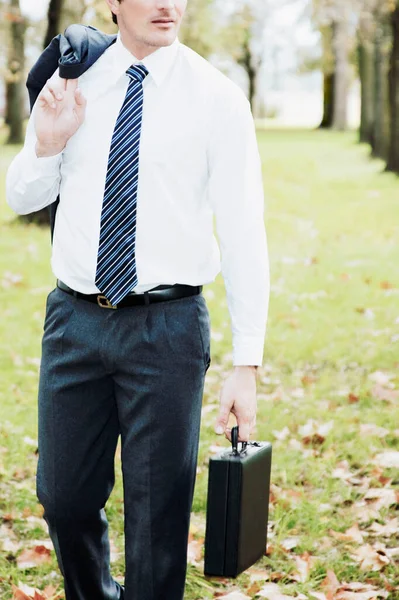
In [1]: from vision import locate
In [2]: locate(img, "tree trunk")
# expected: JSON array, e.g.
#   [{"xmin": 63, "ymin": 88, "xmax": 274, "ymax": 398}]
[
  {"xmin": 358, "ymin": 39, "xmax": 374, "ymax": 144},
  {"xmin": 238, "ymin": 35, "xmax": 258, "ymax": 113},
  {"xmin": 59, "ymin": 0, "xmax": 86, "ymax": 34},
  {"xmin": 319, "ymin": 72, "xmax": 335, "ymax": 128},
  {"xmin": 387, "ymin": 3, "xmax": 399, "ymax": 172},
  {"xmin": 332, "ymin": 19, "xmax": 349, "ymax": 131},
  {"xmin": 372, "ymin": 13, "xmax": 391, "ymax": 160},
  {"xmin": 44, "ymin": 0, "xmax": 64, "ymax": 48},
  {"xmin": 5, "ymin": 0, "xmax": 26, "ymax": 145}
]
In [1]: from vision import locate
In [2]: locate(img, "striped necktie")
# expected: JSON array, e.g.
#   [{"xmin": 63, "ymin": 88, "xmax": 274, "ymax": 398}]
[{"xmin": 95, "ymin": 63, "xmax": 149, "ymax": 306}]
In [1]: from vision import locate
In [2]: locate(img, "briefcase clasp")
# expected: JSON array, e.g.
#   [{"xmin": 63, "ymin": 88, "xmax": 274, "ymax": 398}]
[
  {"xmin": 231, "ymin": 426, "xmax": 248, "ymax": 455},
  {"xmin": 231, "ymin": 426, "xmax": 262, "ymax": 455}
]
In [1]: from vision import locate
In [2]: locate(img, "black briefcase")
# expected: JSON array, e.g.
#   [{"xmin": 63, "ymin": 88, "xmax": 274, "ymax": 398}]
[{"xmin": 204, "ymin": 426, "xmax": 272, "ymax": 578}]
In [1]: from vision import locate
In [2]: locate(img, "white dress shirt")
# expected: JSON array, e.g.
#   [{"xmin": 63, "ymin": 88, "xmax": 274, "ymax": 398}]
[{"xmin": 6, "ymin": 33, "xmax": 270, "ymax": 366}]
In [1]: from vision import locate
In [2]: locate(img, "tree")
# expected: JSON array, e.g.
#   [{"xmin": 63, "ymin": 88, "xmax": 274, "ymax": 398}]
[
  {"xmin": 179, "ymin": 0, "xmax": 216, "ymax": 57},
  {"xmin": 358, "ymin": 6, "xmax": 375, "ymax": 144},
  {"xmin": 387, "ymin": 0, "xmax": 399, "ymax": 172},
  {"xmin": 372, "ymin": 4, "xmax": 391, "ymax": 159},
  {"xmin": 220, "ymin": 1, "xmax": 268, "ymax": 113},
  {"xmin": 58, "ymin": 0, "xmax": 86, "ymax": 35},
  {"xmin": 331, "ymin": 12, "xmax": 351, "ymax": 130},
  {"xmin": 319, "ymin": 26, "xmax": 336, "ymax": 128},
  {"xmin": 44, "ymin": 0, "xmax": 65, "ymax": 48},
  {"xmin": 4, "ymin": 0, "xmax": 26, "ymax": 144},
  {"xmin": 312, "ymin": 0, "xmax": 353, "ymax": 131}
]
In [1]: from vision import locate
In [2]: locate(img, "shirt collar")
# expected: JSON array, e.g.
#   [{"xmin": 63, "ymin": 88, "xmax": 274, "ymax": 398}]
[{"xmin": 113, "ymin": 32, "xmax": 180, "ymax": 87}]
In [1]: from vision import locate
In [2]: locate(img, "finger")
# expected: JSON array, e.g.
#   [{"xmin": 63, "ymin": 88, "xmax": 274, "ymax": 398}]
[
  {"xmin": 236, "ymin": 419, "xmax": 251, "ymax": 442},
  {"xmin": 66, "ymin": 78, "xmax": 79, "ymax": 94},
  {"xmin": 47, "ymin": 82, "xmax": 64, "ymax": 102},
  {"xmin": 251, "ymin": 414, "xmax": 257, "ymax": 430},
  {"xmin": 39, "ymin": 87, "xmax": 57, "ymax": 109},
  {"xmin": 215, "ymin": 403, "xmax": 231, "ymax": 435},
  {"xmin": 48, "ymin": 72, "xmax": 67, "ymax": 91},
  {"xmin": 74, "ymin": 87, "xmax": 86, "ymax": 107}
]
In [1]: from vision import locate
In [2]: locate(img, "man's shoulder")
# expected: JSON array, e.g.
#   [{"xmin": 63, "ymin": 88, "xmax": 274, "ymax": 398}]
[{"xmin": 178, "ymin": 42, "xmax": 248, "ymax": 106}]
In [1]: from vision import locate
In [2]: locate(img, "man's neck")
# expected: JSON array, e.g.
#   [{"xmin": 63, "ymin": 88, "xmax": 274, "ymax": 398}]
[{"xmin": 118, "ymin": 29, "xmax": 161, "ymax": 60}]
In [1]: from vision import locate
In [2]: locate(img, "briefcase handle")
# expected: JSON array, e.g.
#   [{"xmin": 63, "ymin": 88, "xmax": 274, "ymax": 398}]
[{"xmin": 231, "ymin": 426, "xmax": 247, "ymax": 455}]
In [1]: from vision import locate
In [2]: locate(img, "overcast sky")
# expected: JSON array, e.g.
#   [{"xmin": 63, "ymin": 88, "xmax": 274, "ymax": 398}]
[{"xmin": 20, "ymin": 0, "xmax": 49, "ymax": 19}]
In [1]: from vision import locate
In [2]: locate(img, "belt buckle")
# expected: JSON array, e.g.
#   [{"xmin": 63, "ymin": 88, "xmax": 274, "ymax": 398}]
[{"xmin": 97, "ymin": 295, "xmax": 117, "ymax": 309}]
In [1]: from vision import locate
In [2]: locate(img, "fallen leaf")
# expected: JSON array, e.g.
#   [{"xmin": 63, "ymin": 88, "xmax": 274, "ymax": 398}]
[
  {"xmin": 329, "ymin": 523, "xmax": 364, "ymax": 543},
  {"xmin": 272, "ymin": 427, "xmax": 291, "ymax": 441},
  {"xmin": 280, "ymin": 536, "xmax": 299, "ymax": 551},
  {"xmin": 359, "ymin": 424, "xmax": 389, "ymax": 438},
  {"xmin": 368, "ymin": 371, "xmax": 393, "ymax": 385},
  {"xmin": 187, "ymin": 533, "xmax": 203, "ymax": 565},
  {"xmin": 380, "ymin": 281, "xmax": 395, "ymax": 289},
  {"xmin": 12, "ymin": 583, "xmax": 36, "ymax": 600},
  {"xmin": 216, "ymin": 592, "xmax": 251, "ymax": 600},
  {"xmin": 374, "ymin": 451, "xmax": 399, "ymax": 468},
  {"xmin": 348, "ymin": 393, "xmax": 359, "ymax": 403},
  {"xmin": 291, "ymin": 552, "xmax": 314, "ymax": 582},
  {"xmin": 350, "ymin": 543, "xmax": 390, "ymax": 571},
  {"xmin": 335, "ymin": 590, "xmax": 388, "ymax": 600},
  {"xmin": 16, "ymin": 545, "xmax": 52, "ymax": 569},
  {"xmin": 256, "ymin": 582, "xmax": 305, "ymax": 599},
  {"xmin": 364, "ymin": 487, "xmax": 396, "ymax": 507},
  {"xmin": 248, "ymin": 567, "xmax": 271, "ymax": 583},
  {"xmin": 368, "ymin": 517, "xmax": 398, "ymax": 537},
  {"xmin": 320, "ymin": 568, "xmax": 340, "ymax": 595},
  {"xmin": 371, "ymin": 384, "xmax": 399, "ymax": 403}
]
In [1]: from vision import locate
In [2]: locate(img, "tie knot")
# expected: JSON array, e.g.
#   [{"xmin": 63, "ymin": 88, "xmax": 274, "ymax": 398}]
[{"xmin": 127, "ymin": 64, "xmax": 149, "ymax": 83}]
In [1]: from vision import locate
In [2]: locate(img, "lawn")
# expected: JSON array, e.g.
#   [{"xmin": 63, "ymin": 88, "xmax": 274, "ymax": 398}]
[{"xmin": 0, "ymin": 129, "xmax": 398, "ymax": 600}]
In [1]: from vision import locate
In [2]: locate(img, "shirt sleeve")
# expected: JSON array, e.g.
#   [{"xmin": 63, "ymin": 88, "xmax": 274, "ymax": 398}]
[
  {"xmin": 207, "ymin": 90, "xmax": 270, "ymax": 367},
  {"xmin": 5, "ymin": 99, "xmax": 63, "ymax": 216}
]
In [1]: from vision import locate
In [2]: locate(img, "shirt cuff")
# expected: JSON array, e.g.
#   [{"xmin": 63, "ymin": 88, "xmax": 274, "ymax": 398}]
[
  {"xmin": 232, "ymin": 336, "xmax": 265, "ymax": 367},
  {"xmin": 22, "ymin": 144, "xmax": 63, "ymax": 183}
]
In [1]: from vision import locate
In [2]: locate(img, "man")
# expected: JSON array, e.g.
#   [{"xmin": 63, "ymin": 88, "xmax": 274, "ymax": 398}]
[{"xmin": 6, "ymin": 0, "xmax": 269, "ymax": 598}]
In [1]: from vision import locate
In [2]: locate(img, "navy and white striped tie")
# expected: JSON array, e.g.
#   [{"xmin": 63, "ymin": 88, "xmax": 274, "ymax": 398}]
[{"xmin": 95, "ymin": 64, "xmax": 149, "ymax": 306}]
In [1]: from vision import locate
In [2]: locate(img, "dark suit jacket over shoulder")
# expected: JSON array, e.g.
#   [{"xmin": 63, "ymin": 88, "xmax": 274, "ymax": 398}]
[{"xmin": 26, "ymin": 25, "xmax": 117, "ymax": 239}]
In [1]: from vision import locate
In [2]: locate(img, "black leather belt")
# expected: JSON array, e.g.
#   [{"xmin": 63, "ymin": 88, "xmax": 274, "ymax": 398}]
[{"xmin": 56, "ymin": 279, "xmax": 202, "ymax": 309}]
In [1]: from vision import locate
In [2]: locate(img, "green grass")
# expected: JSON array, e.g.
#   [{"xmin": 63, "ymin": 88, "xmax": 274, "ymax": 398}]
[{"xmin": 1, "ymin": 130, "xmax": 398, "ymax": 599}]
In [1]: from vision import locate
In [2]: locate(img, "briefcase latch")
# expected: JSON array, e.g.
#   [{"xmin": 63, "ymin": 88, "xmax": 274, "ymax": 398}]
[
  {"xmin": 231, "ymin": 426, "xmax": 248, "ymax": 455},
  {"xmin": 231, "ymin": 426, "xmax": 262, "ymax": 455}
]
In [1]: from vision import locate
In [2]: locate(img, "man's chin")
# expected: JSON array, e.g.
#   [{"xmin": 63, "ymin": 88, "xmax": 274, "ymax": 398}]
[{"xmin": 147, "ymin": 27, "xmax": 177, "ymax": 44}]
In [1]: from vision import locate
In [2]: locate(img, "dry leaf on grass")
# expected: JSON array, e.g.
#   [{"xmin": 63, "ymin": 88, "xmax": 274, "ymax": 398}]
[
  {"xmin": 291, "ymin": 552, "xmax": 316, "ymax": 583},
  {"xmin": 350, "ymin": 542, "xmax": 390, "ymax": 571},
  {"xmin": 308, "ymin": 593, "xmax": 327, "ymax": 600},
  {"xmin": 334, "ymin": 581, "xmax": 389, "ymax": 599},
  {"xmin": 359, "ymin": 423, "xmax": 390, "ymax": 438},
  {"xmin": 374, "ymin": 450, "xmax": 399, "ymax": 468},
  {"xmin": 12, "ymin": 582, "xmax": 63, "ymax": 600},
  {"xmin": 16, "ymin": 545, "xmax": 52, "ymax": 569},
  {"xmin": 329, "ymin": 523, "xmax": 364, "ymax": 543},
  {"xmin": 368, "ymin": 371, "xmax": 393, "ymax": 385},
  {"xmin": 363, "ymin": 487, "xmax": 397, "ymax": 508},
  {"xmin": 187, "ymin": 531, "xmax": 203, "ymax": 565},
  {"xmin": 320, "ymin": 569, "xmax": 340, "ymax": 595},
  {"xmin": 368, "ymin": 517, "xmax": 398, "ymax": 537},
  {"xmin": 280, "ymin": 536, "xmax": 300, "ymax": 551},
  {"xmin": 256, "ymin": 582, "xmax": 307, "ymax": 599},
  {"xmin": 371, "ymin": 385, "xmax": 399, "ymax": 403},
  {"xmin": 216, "ymin": 592, "xmax": 251, "ymax": 600}
]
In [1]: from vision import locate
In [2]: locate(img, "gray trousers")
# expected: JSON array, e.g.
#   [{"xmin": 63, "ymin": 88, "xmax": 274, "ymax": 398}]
[{"xmin": 36, "ymin": 286, "xmax": 211, "ymax": 600}]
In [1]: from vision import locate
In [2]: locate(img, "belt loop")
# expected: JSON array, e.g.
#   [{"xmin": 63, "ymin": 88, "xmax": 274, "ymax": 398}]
[
  {"xmin": 144, "ymin": 291, "xmax": 150, "ymax": 306},
  {"xmin": 73, "ymin": 290, "xmax": 78, "ymax": 298}
]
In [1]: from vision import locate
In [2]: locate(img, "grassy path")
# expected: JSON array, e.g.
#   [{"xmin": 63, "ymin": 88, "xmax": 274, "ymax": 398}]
[{"xmin": 0, "ymin": 130, "xmax": 398, "ymax": 599}]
